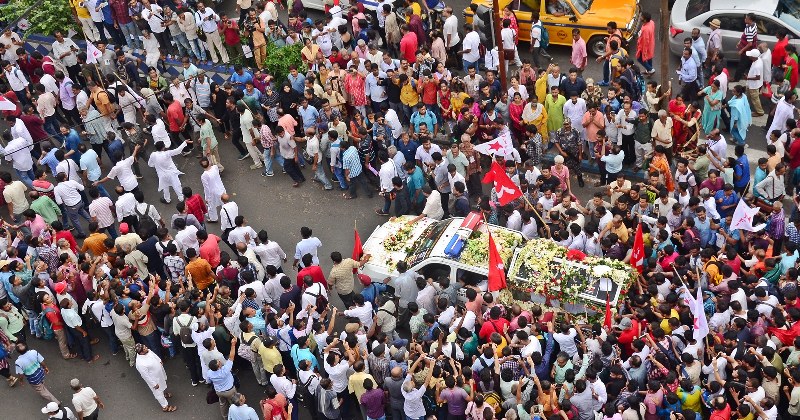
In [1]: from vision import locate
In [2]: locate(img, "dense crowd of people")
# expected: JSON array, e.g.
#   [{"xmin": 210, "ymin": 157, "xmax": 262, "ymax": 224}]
[{"xmin": 0, "ymin": 0, "xmax": 800, "ymax": 419}]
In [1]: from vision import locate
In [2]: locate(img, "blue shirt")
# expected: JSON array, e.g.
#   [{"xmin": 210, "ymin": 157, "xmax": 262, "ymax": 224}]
[
  {"xmin": 243, "ymin": 88, "xmax": 261, "ymax": 104},
  {"xmin": 107, "ymin": 139, "xmax": 124, "ymax": 161},
  {"xmin": 342, "ymin": 146, "xmax": 363, "ymax": 177},
  {"xmin": 693, "ymin": 216, "xmax": 713, "ymax": 247},
  {"xmin": 397, "ymin": 140, "xmax": 419, "ymax": 163},
  {"xmin": 246, "ymin": 311, "xmax": 266, "ymax": 336},
  {"xmin": 40, "ymin": 149, "xmax": 59, "ymax": 175},
  {"xmin": 207, "ymin": 360, "xmax": 234, "ymax": 392},
  {"xmin": 365, "ymin": 72, "xmax": 387, "ymax": 102},
  {"xmin": 62, "ymin": 129, "xmax": 82, "ymax": 163},
  {"xmin": 79, "ymin": 149, "xmax": 102, "ymax": 182},
  {"xmin": 227, "ymin": 404, "xmax": 260, "ymax": 420},
  {"xmin": 0, "ymin": 272, "xmax": 17, "ymax": 304},
  {"xmin": 409, "ymin": 111, "xmax": 437, "ymax": 133},
  {"xmin": 288, "ymin": 73, "xmax": 306, "ymax": 94},
  {"xmin": 734, "ymin": 155, "xmax": 750, "ymax": 188},
  {"xmin": 713, "ymin": 190, "xmax": 738, "ymax": 218},
  {"xmin": 679, "ymin": 56, "xmax": 697, "ymax": 83},
  {"xmin": 230, "ymin": 71, "xmax": 253, "ymax": 87},
  {"xmin": 297, "ymin": 105, "xmax": 319, "ymax": 130}
]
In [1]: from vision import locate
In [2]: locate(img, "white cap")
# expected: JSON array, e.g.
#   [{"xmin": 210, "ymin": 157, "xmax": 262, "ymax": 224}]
[{"xmin": 41, "ymin": 402, "xmax": 59, "ymax": 414}]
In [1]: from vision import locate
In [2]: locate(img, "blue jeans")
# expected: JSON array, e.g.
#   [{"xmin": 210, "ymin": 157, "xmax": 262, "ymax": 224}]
[
  {"xmin": 173, "ymin": 32, "xmax": 191, "ymax": 57},
  {"xmin": 463, "ymin": 59, "xmax": 479, "ymax": 73},
  {"xmin": 43, "ymin": 115, "xmax": 59, "ymax": 138},
  {"xmin": 102, "ymin": 325, "xmax": 120, "ymax": 354},
  {"xmin": 64, "ymin": 202, "xmax": 90, "ymax": 237},
  {"xmin": 381, "ymin": 194, "xmax": 391, "ymax": 213},
  {"xmin": 103, "ymin": 224, "xmax": 118, "ymax": 239},
  {"xmin": 333, "ymin": 166, "xmax": 347, "ymax": 189},
  {"xmin": 15, "ymin": 168, "xmax": 34, "ymax": 188},
  {"xmin": 638, "ymin": 57, "xmax": 653, "ymax": 73},
  {"xmin": 368, "ymin": 416, "xmax": 386, "ymax": 420},
  {"xmin": 264, "ymin": 148, "xmax": 284, "ymax": 175},
  {"xmin": 188, "ymin": 38, "xmax": 206, "ymax": 60},
  {"xmin": 313, "ymin": 162, "xmax": 333, "ymax": 189},
  {"xmin": 118, "ymin": 21, "xmax": 142, "ymax": 49}
]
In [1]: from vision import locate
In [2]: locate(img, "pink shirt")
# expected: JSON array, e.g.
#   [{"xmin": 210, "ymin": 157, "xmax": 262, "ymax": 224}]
[
  {"xmin": 26, "ymin": 214, "xmax": 47, "ymax": 238},
  {"xmin": 571, "ymin": 38, "xmax": 587, "ymax": 70}
]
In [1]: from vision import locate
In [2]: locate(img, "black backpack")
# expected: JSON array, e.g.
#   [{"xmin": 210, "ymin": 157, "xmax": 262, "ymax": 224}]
[{"xmin": 136, "ymin": 204, "xmax": 158, "ymax": 237}]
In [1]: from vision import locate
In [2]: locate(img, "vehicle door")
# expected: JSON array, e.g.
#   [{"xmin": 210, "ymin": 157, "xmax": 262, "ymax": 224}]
[{"xmin": 538, "ymin": 0, "xmax": 572, "ymax": 46}]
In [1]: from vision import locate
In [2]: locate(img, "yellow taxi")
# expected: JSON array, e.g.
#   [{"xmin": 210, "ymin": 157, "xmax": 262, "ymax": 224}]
[{"xmin": 465, "ymin": 0, "xmax": 641, "ymax": 57}]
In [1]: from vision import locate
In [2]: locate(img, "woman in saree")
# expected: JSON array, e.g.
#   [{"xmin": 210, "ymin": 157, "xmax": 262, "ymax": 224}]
[
  {"xmin": 343, "ymin": 65, "xmax": 368, "ymax": 118},
  {"xmin": 437, "ymin": 81, "xmax": 455, "ymax": 133},
  {"xmin": 300, "ymin": 38, "xmax": 321, "ymax": 68},
  {"xmin": 508, "ymin": 92, "xmax": 526, "ymax": 142},
  {"xmin": 668, "ymin": 94, "xmax": 687, "ymax": 148},
  {"xmin": 728, "ymin": 85, "xmax": 752, "ymax": 146},
  {"xmin": 785, "ymin": 45, "xmax": 799, "ymax": 91},
  {"xmin": 698, "ymin": 79, "xmax": 723, "ymax": 135},
  {"xmin": 521, "ymin": 95, "xmax": 548, "ymax": 144},
  {"xmin": 672, "ymin": 101, "xmax": 701, "ymax": 156}
]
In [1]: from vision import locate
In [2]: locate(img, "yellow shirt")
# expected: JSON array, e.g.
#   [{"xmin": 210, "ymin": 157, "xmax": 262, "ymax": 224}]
[
  {"xmin": 71, "ymin": 0, "xmax": 91, "ymax": 19},
  {"xmin": 262, "ymin": 346, "xmax": 282, "ymax": 373},
  {"xmin": 451, "ymin": 92, "xmax": 469, "ymax": 114},
  {"xmin": 348, "ymin": 371, "xmax": 376, "ymax": 400},
  {"xmin": 410, "ymin": 3, "xmax": 422, "ymax": 16},
  {"xmin": 400, "ymin": 82, "xmax": 420, "ymax": 106},
  {"xmin": 535, "ymin": 74, "xmax": 548, "ymax": 104}
]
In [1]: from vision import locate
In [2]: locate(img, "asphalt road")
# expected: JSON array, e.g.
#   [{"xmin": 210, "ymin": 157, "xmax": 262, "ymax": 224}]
[{"xmin": 1, "ymin": 0, "xmax": 774, "ymax": 418}]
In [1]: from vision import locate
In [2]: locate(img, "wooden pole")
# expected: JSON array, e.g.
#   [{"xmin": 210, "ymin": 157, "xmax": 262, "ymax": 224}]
[
  {"xmin": 659, "ymin": 0, "xmax": 670, "ymax": 87},
  {"xmin": 492, "ymin": 0, "xmax": 507, "ymax": 91}
]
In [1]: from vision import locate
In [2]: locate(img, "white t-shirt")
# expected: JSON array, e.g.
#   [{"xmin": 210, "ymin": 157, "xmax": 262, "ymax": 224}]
[
  {"xmin": 553, "ymin": 328, "xmax": 578, "ymax": 356},
  {"xmin": 443, "ymin": 15, "xmax": 460, "ymax": 47},
  {"xmin": 462, "ymin": 31, "xmax": 481, "ymax": 63},
  {"xmin": 72, "ymin": 387, "xmax": 99, "ymax": 417},
  {"xmin": 530, "ymin": 23, "xmax": 542, "ymax": 47},
  {"xmin": 501, "ymin": 27, "xmax": 515, "ymax": 50},
  {"xmin": 294, "ymin": 237, "xmax": 322, "ymax": 267},
  {"xmin": 106, "ymin": 156, "xmax": 138, "ymax": 191}
]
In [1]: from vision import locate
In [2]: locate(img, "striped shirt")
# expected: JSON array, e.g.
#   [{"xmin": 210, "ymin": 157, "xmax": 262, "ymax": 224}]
[
  {"xmin": 744, "ymin": 23, "xmax": 757, "ymax": 43},
  {"xmin": 88, "ymin": 196, "xmax": 115, "ymax": 229},
  {"xmin": 342, "ymin": 146, "xmax": 363, "ymax": 177}
]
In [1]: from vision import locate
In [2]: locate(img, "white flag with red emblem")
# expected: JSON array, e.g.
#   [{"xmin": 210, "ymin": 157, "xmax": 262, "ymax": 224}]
[
  {"xmin": 474, "ymin": 132, "xmax": 513, "ymax": 156},
  {"xmin": 86, "ymin": 41, "xmax": 102, "ymax": 64},
  {"xmin": 691, "ymin": 286, "xmax": 709, "ymax": 341},
  {"xmin": 0, "ymin": 96, "xmax": 16, "ymax": 111},
  {"xmin": 730, "ymin": 199, "xmax": 765, "ymax": 232}
]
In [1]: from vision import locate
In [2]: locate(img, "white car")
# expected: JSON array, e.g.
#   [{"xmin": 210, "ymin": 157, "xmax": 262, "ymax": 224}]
[
  {"xmin": 669, "ymin": 0, "xmax": 800, "ymax": 58},
  {"xmin": 302, "ymin": 0, "xmax": 382, "ymax": 12}
]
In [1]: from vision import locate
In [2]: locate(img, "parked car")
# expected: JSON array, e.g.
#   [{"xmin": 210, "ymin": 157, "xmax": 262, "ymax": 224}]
[
  {"xmin": 464, "ymin": 0, "xmax": 641, "ymax": 57},
  {"xmin": 669, "ymin": 0, "xmax": 800, "ymax": 59}
]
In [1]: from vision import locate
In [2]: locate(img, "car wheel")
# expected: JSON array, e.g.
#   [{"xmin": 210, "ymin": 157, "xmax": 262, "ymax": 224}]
[{"xmin": 589, "ymin": 35, "xmax": 606, "ymax": 57}]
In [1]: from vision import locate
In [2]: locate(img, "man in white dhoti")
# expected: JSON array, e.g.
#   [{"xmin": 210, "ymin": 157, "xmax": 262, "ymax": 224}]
[
  {"xmin": 148, "ymin": 140, "xmax": 191, "ymax": 204},
  {"xmin": 134, "ymin": 344, "xmax": 177, "ymax": 412},
  {"xmin": 767, "ymin": 92, "xmax": 798, "ymax": 141},
  {"xmin": 200, "ymin": 157, "xmax": 226, "ymax": 223}
]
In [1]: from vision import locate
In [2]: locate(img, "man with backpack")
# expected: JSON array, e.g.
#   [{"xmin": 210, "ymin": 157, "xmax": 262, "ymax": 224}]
[
  {"xmin": 172, "ymin": 300, "xmax": 203, "ymax": 387},
  {"xmin": 529, "ymin": 12, "xmax": 551, "ymax": 70}
]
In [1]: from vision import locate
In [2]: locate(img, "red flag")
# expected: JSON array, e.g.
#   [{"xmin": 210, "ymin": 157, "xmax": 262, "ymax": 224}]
[
  {"xmin": 482, "ymin": 162, "xmax": 522, "ymax": 206},
  {"xmin": 0, "ymin": 95, "xmax": 17, "ymax": 111},
  {"xmin": 603, "ymin": 293, "xmax": 612, "ymax": 329},
  {"xmin": 630, "ymin": 223, "xmax": 644, "ymax": 274},
  {"xmin": 487, "ymin": 230, "xmax": 507, "ymax": 292},
  {"xmin": 352, "ymin": 229, "xmax": 363, "ymax": 273},
  {"xmin": 769, "ymin": 322, "xmax": 800, "ymax": 346}
]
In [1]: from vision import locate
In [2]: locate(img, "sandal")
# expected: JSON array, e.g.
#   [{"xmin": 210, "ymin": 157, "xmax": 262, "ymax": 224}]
[
  {"xmin": 162, "ymin": 406, "xmax": 177, "ymax": 412},
  {"xmin": 64, "ymin": 354, "xmax": 78, "ymax": 360},
  {"xmin": 165, "ymin": 392, "xmax": 173, "ymax": 399},
  {"xmin": 342, "ymin": 193, "xmax": 354, "ymax": 200},
  {"xmin": 8, "ymin": 376, "xmax": 19, "ymax": 387},
  {"xmin": 88, "ymin": 354, "xmax": 101, "ymax": 363}
]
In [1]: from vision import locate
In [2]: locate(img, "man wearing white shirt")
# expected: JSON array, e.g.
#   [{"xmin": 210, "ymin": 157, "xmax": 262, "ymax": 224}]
[
  {"xmin": 4, "ymin": 134, "xmax": 34, "ymax": 187},
  {"xmin": 147, "ymin": 116, "xmax": 171, "ymax": 149},
  {"xmin": 54, "ymin": 173, "xmax": 90, "ymax": 237},
  {"xmin": 96, "ymin": 145, "xmax": 141, "ymax": 193},
  {"xmin": 301, "ymin": 279, "xmax": 327, "ymax": 318},
  {"xmin": 219, "ymin": 194, "xmax": 239, "ymax": 251},
  {"xmin": 2, "ymin": 60, "xmax": 30, "ymax": 106},
  {"xmin": 147, "ymin": 140, "xmax": 189, "ymax": 204},
  {"xmin": 113, "ymin": 187, "xmax": 138, "ymax": 229},
  {"xmin": 294, "ymin": 227, "xmax": 322, "ymax": 269},
  {"xmin": 174, "ymin": 219, "xmax": 200, "ymax": 254},
  {"xmin": 460, "ymin": 24, "xmax": 481, "ymax": 72},
  {"xmin": 377, "ymin": 151, "xmax": 397, "ymax": 216},
  {"xmin": 228, "ymin": 216, "xmax": 258, "ymax": 248},
  {"xmin": 51, "ymin": 32, "xmax": 80, "ymax": 84},
  {"xmin": 194, "ymin": 2, "xmax": 228, "ymax": 64}
]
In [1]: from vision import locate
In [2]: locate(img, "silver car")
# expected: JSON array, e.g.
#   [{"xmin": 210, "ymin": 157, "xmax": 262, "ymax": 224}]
[{"xmin": 669, "ymin": 0, "xmax": 800, "ymax": 59}]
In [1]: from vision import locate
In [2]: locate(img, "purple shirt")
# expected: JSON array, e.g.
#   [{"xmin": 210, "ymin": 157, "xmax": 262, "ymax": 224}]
[
  {"xmin": 360, "ymin": 388, "xmax": 386, "ymax": 419},
  {"xmin": 440, "ymin": 386, "xmax": 469, "ymax": 415}
]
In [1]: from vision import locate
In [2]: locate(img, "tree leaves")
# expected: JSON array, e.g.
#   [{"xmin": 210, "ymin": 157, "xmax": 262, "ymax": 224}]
[{"xmin": 0, "ymin": 0, "xmax": 77, "ymax": 38}]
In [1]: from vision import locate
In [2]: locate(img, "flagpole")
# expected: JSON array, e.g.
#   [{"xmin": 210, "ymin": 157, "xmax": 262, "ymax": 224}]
[{"xmin": 81, "ymin": 33, "xmax": 105, "ymax": 89}]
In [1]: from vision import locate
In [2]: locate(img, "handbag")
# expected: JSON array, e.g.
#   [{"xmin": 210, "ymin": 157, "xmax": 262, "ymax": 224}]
[{"xmin": 206, "ymin": 388, "xmax": 219, "ymax": 404}]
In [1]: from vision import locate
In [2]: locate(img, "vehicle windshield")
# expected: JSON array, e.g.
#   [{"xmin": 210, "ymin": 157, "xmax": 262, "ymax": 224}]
[
  {"xmin": 777, "ymin": 0, "xmax": 800, "ymax": 33},
  {"xmin": 571, "ymin": 0, "xmax": 592, "ymax": 14},
  {"xmin": 686, "ymin": 0, "xmax": 710, "ymax": 21}
]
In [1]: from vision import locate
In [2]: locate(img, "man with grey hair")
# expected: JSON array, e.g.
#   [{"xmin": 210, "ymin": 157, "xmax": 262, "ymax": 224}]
[
  {"xmin": 388, "ymin": 145, "xmax": 407, "ymax": 181},
  {"xmin": 70, "ymin": 379, "xmax": 104, "ymax": 420},
  {"xmin": 227, "ymin": 392, "xmax": 259, "ymax": 419}
]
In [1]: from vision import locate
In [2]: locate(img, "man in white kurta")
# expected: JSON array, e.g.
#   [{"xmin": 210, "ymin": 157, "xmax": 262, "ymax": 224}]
[
  {"xmin": 767, "ymin": 94, "xmax": 797, "ymax": 141},
  {"xmin": 134, "ymin": 344, "xmax": 173, "ymax": 410},
  {"xmin": 148, "ymin": 140, "xmax": 190, "ymax": 203},
  {"xmin": 200, "ymin": 159, "xmax": 226, "ymax": 223}
]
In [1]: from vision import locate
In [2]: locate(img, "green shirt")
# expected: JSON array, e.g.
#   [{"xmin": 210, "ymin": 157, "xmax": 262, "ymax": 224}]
[
  {"xmin": 199, "ymin": 120, "xmax": 218, "ymax": 151},
  {"xmin": 30, "ymin": 196, "xmax": 61, "ymax": 224}
]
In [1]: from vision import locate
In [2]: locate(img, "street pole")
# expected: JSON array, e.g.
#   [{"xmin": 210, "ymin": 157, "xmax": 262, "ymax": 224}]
[
  {"xmin": 659, "ymin": 0, "xmax": 669, "ymax": 88},
  {"xmin": 493, "ymin": 0, "xmax": 507, "ymax": 91}
]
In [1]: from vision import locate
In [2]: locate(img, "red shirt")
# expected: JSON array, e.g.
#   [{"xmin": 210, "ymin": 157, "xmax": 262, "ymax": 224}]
[
  {"xmin": 789, "ymin": 137, "xmax": 800, "ymax": 169},
  {"xmin": 400, "ymin": 32, "xmax": 418, "ymax": 64},
  {"xmin": 219, "ymin": 20, "xmax": 241, "ymax": 46},
  {"xmin": 20, "ymin": 114, "xmax": 48, "ymax": 141},
  {"xmin": 478, "ymin": 318, "xmax": 510, "ymax": 342},
  {"xmin": 710, "ymin": 404, "xmax": 731, "ymax": 420},
  {"xmin": 199, "ymin": 234, "xmax": 221, "ymax": 268},
  {"xmin": 773, "ymin": 37, "xmax": 789, "ymax": 67},
  {"xmin": 166, "ymin": 101, "xmax": 185, "ymax": 132},
  {"xmin": 418, "ymin": 78, "xmax": 438, "ymax": 105},
  {"xmin": 55, "ymin": 230, "xmax": 78, "ymax": 253},
  {"xmin": 185, "ymin": 194, "xmax": 207, "ymax": 223},
  {"xmin": 42, "ymin": 303, "xmax": 64, "ymax": 331},
  {"xmin": 296, "ymin": 265, "xmax": 327, "ymax": 289},
  {"xmin": 617, "ymin": 318, "xmax": 640, "ymax": 357}
]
